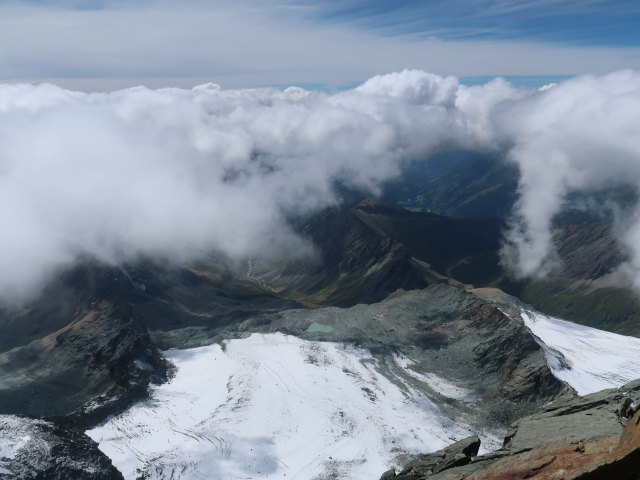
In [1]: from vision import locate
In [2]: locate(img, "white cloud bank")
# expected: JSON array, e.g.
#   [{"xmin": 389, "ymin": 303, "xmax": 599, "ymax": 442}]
[
  {"xmin": 499, "ymin": 71, "xmax": 640, "ymax": 281},
  {"xmin": 1, "ymin": 69, "xmax": 640, "ymax": 302}
]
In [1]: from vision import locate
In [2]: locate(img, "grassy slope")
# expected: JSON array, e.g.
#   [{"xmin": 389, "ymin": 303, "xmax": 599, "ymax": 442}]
[{"xmin": 383, "ymin": 151, "xmax": 519, "ymax": 219}]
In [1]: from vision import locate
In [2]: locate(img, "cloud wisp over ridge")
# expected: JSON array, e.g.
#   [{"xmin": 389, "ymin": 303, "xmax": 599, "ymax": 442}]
[{"xmin": 2, "ymin": 69, "xmax": 640, "ymax": 302}]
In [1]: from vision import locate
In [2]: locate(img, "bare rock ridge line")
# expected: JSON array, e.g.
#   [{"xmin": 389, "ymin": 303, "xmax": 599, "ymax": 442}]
[
  {"xmin": 0, "ymin": 296, "xmax": 168, "ymax": 423},
  {"xmin": 381, "ymin": 379, "xmax": 640, "ymax": 480},
  {"xmin": 261, "ymin": 197, "xmax": 500, "ymax": 307}
]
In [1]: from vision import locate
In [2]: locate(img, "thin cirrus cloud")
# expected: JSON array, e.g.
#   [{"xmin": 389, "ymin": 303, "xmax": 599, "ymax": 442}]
[
  {"xmin": 2, "ymin": 69, "xmax": 640, "ymax": 304},
  {"xmin": 1, "ymin": 1, "xmax": 640, "ymax": 90},
  {"xmin": 304, "ymin": 0, "xmax": 640, "ymax": 46}
]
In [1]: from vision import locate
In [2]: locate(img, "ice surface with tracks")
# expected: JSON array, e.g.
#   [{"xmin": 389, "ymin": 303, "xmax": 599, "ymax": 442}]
[
  {"xmin": 88, "ymin": 333, "xmax": 488, "ymax": 480},
  {"xmin": 522, "ymin": 310, "xmax": 640, "ymax": 395}
]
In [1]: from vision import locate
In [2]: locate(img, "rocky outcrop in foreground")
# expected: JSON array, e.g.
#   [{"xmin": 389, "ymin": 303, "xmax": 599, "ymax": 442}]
[
  {"xmin": 0, "ymin": 298, "xmax": 167, "ymax": 425},
  {"xmin": 382, "ymin": 379, "xmax": 640, "ymax": 479},
  {"xmin": 0, "ymin": 415, "xmax": 123, "ymax": 479}
]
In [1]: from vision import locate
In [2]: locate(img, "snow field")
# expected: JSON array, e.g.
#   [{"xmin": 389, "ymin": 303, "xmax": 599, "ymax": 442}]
[
  {"xmin": 88, "ymin": 333, "xmax": 486, "ymax": 480},
  {"xmin": 522, "ymin": 310, "xmax": 640, "ymax": 395}
]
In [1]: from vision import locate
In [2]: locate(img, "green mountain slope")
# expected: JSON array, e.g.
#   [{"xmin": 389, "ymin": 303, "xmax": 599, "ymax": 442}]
[{"xmin": 382, "ymin": 151, "xmax": 519, "ymax": 219}]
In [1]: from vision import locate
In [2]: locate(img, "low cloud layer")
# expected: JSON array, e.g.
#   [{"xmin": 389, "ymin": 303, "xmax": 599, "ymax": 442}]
[{"xmin": 1, "ymin": 69, "xmax": 640, "ymax": 303}]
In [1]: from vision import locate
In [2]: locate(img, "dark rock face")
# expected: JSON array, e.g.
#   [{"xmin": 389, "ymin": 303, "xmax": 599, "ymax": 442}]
[
  {"xmin": 350, "ymin": 199, "xmax": 501, "ymax": 274},
  {"xmin": 275, "ymin": 201, "xmax": 445, "ymax": 307},
  {"xmin": 268, "ymin": 198, "xmax": 501, "ymax": 307},
  {"xmin": 381, "ymin": 379, "xmax": 640, "ymax": 480},
  {"xmin": 391, "ymin": 436, "xmax": 481, "ymax": 479},
  {"xmin": 0, "ymin": 297, "xmax": 167, "ymax": 424},
  {"xmin": 113, "ymin": 260, "xmax": 301, "ymax": 348},
  {"xmin": 0, "ymin": 415, "xmax": 123, "ymax": 480},
  {"xmin": 554, "ymin": 223, "xmax": 624, "ymax": 281}
]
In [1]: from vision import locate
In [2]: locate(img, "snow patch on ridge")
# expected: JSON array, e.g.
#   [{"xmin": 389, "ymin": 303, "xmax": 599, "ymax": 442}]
[
  {"xmin": 88, "ymin": 333, "xmax": 492, "ymax": 480},
  {"xmin": 0, "ymin": 416, "xmax": 50, "ymax": 475},
  {"xmin": 522, "ymin": 310, "xmax": 640, "ymax": 395},
  {"xmin": 393, "ymin": 354, "xmax": 477, "ymax": 403}
]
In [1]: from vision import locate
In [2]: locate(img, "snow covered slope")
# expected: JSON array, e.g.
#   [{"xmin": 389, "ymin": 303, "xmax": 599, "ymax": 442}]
[
  {"xmin": 522, "ymin": 310, "xmax": 640, "ymax": 395},
  {"xmin": 0, "ymin": 415, "xmax": 120, "ymax": 479},
  {"xmin": 88, "ymin": 333, "xmax": 495, "ymax": 480}
]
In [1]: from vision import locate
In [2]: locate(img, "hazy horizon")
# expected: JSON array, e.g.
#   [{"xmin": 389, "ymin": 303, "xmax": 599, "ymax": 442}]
[{"xmin": 1, "ymin": 0, "xmax": 639, "ymax": 91}]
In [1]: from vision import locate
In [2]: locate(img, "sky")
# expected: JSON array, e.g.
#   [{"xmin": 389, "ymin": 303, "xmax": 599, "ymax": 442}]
[
  {"xmin": 1, "ymin": 0, "xmax": 640, "ymax": 90},
  {"xmin": 2, "ymin": 2, "xmax": 640, "ymax": 303}
]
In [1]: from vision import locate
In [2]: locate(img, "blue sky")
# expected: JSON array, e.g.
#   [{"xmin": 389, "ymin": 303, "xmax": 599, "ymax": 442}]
[
  {"xmin": 1, "ymin": 0, "xmax": 640, "ymax": 90},
  {"xmin": 304, "ymin": 0, "xmax": 640, "ymax": 46}
]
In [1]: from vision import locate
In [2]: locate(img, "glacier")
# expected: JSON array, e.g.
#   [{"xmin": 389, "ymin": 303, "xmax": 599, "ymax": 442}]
[
  {"xmin": 88, "ymin": 311, "xmax": 640, "ymax": 480},
  {"xmin": 87, "ymin": 333, "xmax": 496, "ymax": 480},
  {"xmin": 522, "ymin": 310, "xmax": 640, "ymax": 395}
]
